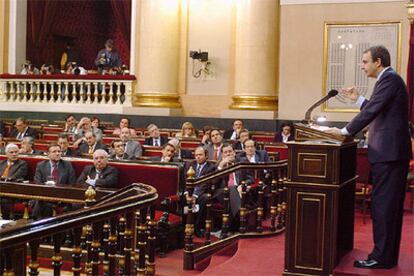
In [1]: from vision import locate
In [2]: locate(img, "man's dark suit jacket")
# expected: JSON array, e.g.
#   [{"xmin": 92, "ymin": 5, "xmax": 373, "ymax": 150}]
[
  {"xmin": 77, "ymin": 165, "xmax": 119, "ymax": 188},
  {"xmin": 223, "ymin": 129, "xmax": 237, "ymax": 140},
  {"xmin": 273, "ymin": 133, "xmax": 294, "ymax": 143},
  {"xmin": 9, "ymin": 127, "xmax": 38, "ymax": 140},
  {"xmin": 185, "ymin": 161, "xmax": 217, "ymax": 197},
  {"xmin": 346, "ymin": 68, "xmax": 412, "ymax": 163},
  {"xmin": 78, "ymin": 142, "xmax": 107, "ymax": 156},
  {"xmin": 34, "ymin": 159, "xmax": 76, "ymax": 185},
  {"xmin": 0, "ymin": 159, "xmax": 28, "ymax": 181},
  {"xmin": 109, "ymin": 152, "xmax": 130, "ymax": 161},
  {"xmin": 61, "ymin": 148, "xmax": 76, "ymax": 157},
  {"xmin": 0, "ymin": 121, "xmax": 4, "ymax": 136},
  {"xmin": 178, "ymin": 149, "xmax": 193, "ymax": 159},
  {"xmin": 144, "ymin": 136, "xmax": 168, "ymax": 147}
]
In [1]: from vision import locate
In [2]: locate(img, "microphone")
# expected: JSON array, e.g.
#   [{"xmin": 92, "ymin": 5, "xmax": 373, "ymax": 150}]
[{"xmin": 303, "ymin": 90, "xmax": 338, "ymax": 124}]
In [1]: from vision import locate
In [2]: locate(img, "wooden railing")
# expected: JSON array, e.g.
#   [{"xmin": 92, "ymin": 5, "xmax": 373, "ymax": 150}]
[
  {"xmin": 0, "ymin": 74, "xmax": 135, "ymax": 113},
  {"xmin": 0, "ymin": 183, "xmax": 158, "ymax": 276},
  {"xmin": 183, "ymin": 161, "xmax": 288, "ymax": 270}
]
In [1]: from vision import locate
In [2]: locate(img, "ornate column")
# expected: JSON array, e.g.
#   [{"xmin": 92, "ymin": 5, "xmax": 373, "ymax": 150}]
[
  {"xmin": 133, "ymin": 0, "xmax": 182, "ymax": 114},
  {"xmin": 226, "ymin": 0, "xmax": 279, "ymax": 118}
]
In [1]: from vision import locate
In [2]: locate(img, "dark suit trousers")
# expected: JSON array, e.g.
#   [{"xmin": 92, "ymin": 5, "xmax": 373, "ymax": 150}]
[{"xmin": 368, "ymin": 160, "xmax": 409, "ymax": 265}]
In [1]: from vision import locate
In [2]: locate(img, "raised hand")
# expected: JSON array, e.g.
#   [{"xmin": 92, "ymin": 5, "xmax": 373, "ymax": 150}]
[{"xmin": 341, "ymin": 87, "xmax": 359, "ymax": 102}]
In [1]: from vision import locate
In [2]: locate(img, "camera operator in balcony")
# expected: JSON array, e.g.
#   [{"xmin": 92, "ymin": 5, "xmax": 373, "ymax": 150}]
[
  {"xmin": 94, "ymin": 39, "xmax": 122, "ymax": 74},
  {"xmin": 40, "ymin": 64, "xmax": 55, "ymax": 75},
  {"xmin": 20, "ymin": 61, "xmax": 39, "ymax": 75}
]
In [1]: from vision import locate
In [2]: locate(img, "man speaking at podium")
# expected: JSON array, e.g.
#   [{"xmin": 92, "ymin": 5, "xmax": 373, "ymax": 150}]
[{"xmin": 326, "ymin": 45, "xmax": 412, "ymax": 269}]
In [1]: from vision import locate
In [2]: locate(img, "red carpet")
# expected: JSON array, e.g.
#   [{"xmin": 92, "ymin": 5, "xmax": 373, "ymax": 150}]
[{"xmin": 155, "ymin": 192, "xmax": 414, "ymax": 275}]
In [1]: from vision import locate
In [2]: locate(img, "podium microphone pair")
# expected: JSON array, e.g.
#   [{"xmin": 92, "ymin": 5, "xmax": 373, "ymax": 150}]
[{"xmin": 302, "ymin": 89, "xmax": 338, "ymax": 124}]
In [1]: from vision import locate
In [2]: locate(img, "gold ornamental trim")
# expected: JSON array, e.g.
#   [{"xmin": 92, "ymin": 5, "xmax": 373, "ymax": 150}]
[
  {"xmin": 133, "ymin": 93, "xmax": 182, "ymax": 108},
  {"xmin": 229, "ymin": 95, "xmax": 278, "ymax": 111}
]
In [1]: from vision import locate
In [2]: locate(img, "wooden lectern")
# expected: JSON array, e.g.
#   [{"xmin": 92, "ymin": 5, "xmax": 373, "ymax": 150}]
[{"xmin": 283, "ymin": 124, "xmax": 357, "ymax": 276}]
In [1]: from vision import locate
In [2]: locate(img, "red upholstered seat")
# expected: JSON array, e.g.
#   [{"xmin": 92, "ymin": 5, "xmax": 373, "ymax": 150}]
[{"xmin": 264, "ymin": 144, "xmax": 288, "ymax": 160}]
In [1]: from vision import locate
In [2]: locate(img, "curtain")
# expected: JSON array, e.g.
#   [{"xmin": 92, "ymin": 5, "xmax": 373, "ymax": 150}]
[
  {"xmin": 27, "ymin": 0, "xmax": 60, "ymax": 65},
  {"xmin": 110, "ymin": 0, "xmax": 131, "ymax": 52},
  {"xmin": 408, "ymin": 21, "xmax": 414, "ymax": 125}
]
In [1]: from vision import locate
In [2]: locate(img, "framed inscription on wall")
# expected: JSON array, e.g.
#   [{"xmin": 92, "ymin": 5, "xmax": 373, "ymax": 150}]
[{"xmin": 322, "ymin": 22, "xmax": 401, "ymax": 112}]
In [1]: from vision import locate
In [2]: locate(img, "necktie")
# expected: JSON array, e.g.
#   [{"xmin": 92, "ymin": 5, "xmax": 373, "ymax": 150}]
[
  {"xmin": 213, "ymin": 148, "xmax": 219, "ymax": 160},
  {"xmin": 52, "ymin": 162, "xmax": 58, "ymax": 183},
  {"xmin": 88, "ymin": 146, "xmax": 94, "ymax": 154},
  {"xmin": 1, "ymin": 163, "xmax": 12, "ymax": 178},
  {"xmin": 196, "ymin": 165, "xmax": 202, "ymax": 178},
  {"xmin": 228, "ymin": 173, "xmax": 235, "ymax": 187},
  {"xmin": 17, "ymin": 132, "xmax": 22, "ymax": 140},
  {"xmin": 155, "ymin": 139, "xmax": 159, "ymax": 147}
]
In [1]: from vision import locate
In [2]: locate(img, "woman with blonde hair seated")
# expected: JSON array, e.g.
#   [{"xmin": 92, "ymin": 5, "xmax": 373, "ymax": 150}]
[{"xmin": 175, "ymin": 122, "xmax": 197, "ymax": 138}]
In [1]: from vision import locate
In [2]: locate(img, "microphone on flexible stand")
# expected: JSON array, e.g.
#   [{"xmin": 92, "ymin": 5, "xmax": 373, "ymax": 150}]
[{"xmin": 302, "ymin": 89, "xmax": 338, "ymax": 124}]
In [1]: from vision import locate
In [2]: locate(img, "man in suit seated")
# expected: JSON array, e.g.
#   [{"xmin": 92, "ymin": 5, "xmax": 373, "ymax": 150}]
[
  {"xmin": 144, "ymin": 124, "xmax": 168, "ymax": 146},
  {"xmin": 168, "ymin": 138, "xmax": 193, "ymax": 160},
  {"xmin": 78, "ymin": 131, "xmax": 107, "ymax": 156},
  {"xmin": 0, "ymin": 143, "xmax": 29, "ymax": 218},
  {"xmin": 152, "ymin": 143, "xmax": 177, "ymax": 162},
  {"xmin": 0, "ymin": 143, "xmax": 29, "ymax": 181},
  {"xmin": 73, "ymin": 117, "xmax": 103, "ymax": 147},
  {"xmin": 185, "ymin": 146, "xmax": 217, "ymax": 236},
  {"xmin": 9, "ymin": 117, "xmax": 38, "ymax": 141},
  {"xmin": 120, "ymin": 127, "xmax": 142, "ymax": 159},
  {"xmin": 204, "ymin": 128, "xmax": 224, "ymax": 161},
  {"xmin": 237, "ymin": 139, "xmax": 271, "ymax": 185},
  {"xmin": 18, "ymin": 137, "xmax": 43, "ymax": 155},
  {"xmin": 223, "ymin": 119, "xmax": 244, "ymax": 141},
  {"xmin": 214, "ymin": 143, "xmax": 254, "ymax": 232},
  {"xmin": 64, "ymin": 114, "xmax": 77, "ymax": 133},
  {"xmin": 109, "ymin": 140, "xmax": 130, "ymax": 161},
  {"xmin": 233, "ymin": 129, "xmax": 251, "ymax": 151},
  {"xmin": 58, "ymin": 135, "xmax": 76, "ymax": 157},
  {"xmin": 77, "ymin": 149, "xmax": 119, "ymax": 188},
  {"xmin": 32, "ymin": 143, "xmax": 77, "ymax": 219}
]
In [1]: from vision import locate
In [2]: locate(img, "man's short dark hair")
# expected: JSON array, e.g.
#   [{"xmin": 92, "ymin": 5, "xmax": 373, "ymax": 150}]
[
  {"xmin": 364, "ymin": 45, "xmax": 390, "ymax": 67},
  {"xmin": 209, "ymin": 128, "xmax": 222, "ymax": 140},
  {"xmin": 65, "ymin": 114, "xmax": 75, "ymax": 121},
  {"xmin": 221, "ymin": 143, "xmax": 233, "ymax": 152},
  {"xmin": 111, "ymin": 139, "xmax": 123, "ymax": 148},
  {"xmin": 16, "ymin": 117, "xmax": 27, "ymax": 124},
  {"xmin": 48, "ymin": 143, "xmax": 61, "ymax": 152},
  {"xmin": 58, "ymin": 133, "xmax": 69, "ymax": 140}
]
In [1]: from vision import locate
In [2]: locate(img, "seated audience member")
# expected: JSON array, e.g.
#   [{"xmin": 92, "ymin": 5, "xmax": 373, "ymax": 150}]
[
  {"xmin": 9, "ymin": 117, "xmax": 38, "ymax": 141},
  {"xmin": 73, "ymin": 117, "xmax": 103, "ymax": 146},
  {"xmin": 152, "ymin": 143, "xmax": 176, "ymax": 162},
  {"xmin": 112, "ymin": 117, "xmax": 137, "ymax": 136},
  {"xmin": 168, "ymin": 138, "xmax": 193, "ymax": 160},
  {"xmin": 19, "ymin": 137, "xmax": 43, "ymax": 155},
  {"xmin": 77, "ymin": 149, "xmax": 119, "ymax": 188},
  {"xmin": 0, "ymin": 134, "xmax": 5, "ymax": 154},
  {"xmin": 0, "ymin": 143, "xmax": 28, "ymax": 181},
  {"xmin": 20, "ymin": 61, "xmax": 39, "ymax": 75},
  {"xmin": 223, "ymin": 119, "xmax": 244, "ymax": 140},
  {"xmin": 40, "ymin": 64, "xmax": 55, "ymax": 75},
  {"xmin": 91, "ymin": 116, "xmax": 105, "ymax": 132},
  {"xmin": 358, "ymin": 127, "xmax": 369, "ymax": 148},
  {"xmin": 233, "ymin": 129, "xmax": 251, "ymax": 151},
  {"xmin": 175, "ymin": 122, "xmax": 197, "ymax": 138},
  {"xmin": 185, "ymin": 147, "xmax": 217, "ymax": 235},
  {"xmin": 238, "ymin": 139, "xmax": 270, "ymax": 163},
  {"xmin": 144, "ymin": 124, "xmax": 168, "ymax": 146},
  {"xmin": 200, "ymin": 125, "xmax": 214, "ymax": 146},
  {"xmin": 32, "ymin": 143, "xmax": 77, "ymax": 219},
  {"xmin": 57, "ymin": 135, "xmax": 76, "ymax": 157},
  {"xmin": 119, "ymin": 127, "xmax": 142, "ymax": 159},
  {"xmin": 95, "ymin": 39, "xmax": 122, "ymax": 74},
  {"xmin": 0, "ymin": 121, "xmax": 4, "ymax": 137},
  {"xmin": 274, "ymin": 123, "xmax": 294, "ymax": 143},
  {"xmin": 0, "ymin": 143, "xmax": 29, "ymax": 218},
  {"xmin": 78, "ymin": 131, "xmax": 107, "ymax": 156},
  {"xmin": 64, "ymin": 114, "xmax": 77, "ymax": 133},
  {"xmin": 109, "ymin": 140, "xmax": 130, "ymax": 161},
  {"xmin": 204, "ymin": 128, "xmax": 224, "ymax": 161},
  {"xmin": 65, "ymin": 62, "xmax": 87, "ymax": 75},
  {"xmin": 215, "ymin": 144, "xmax": 254, "ymax": 231}
]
